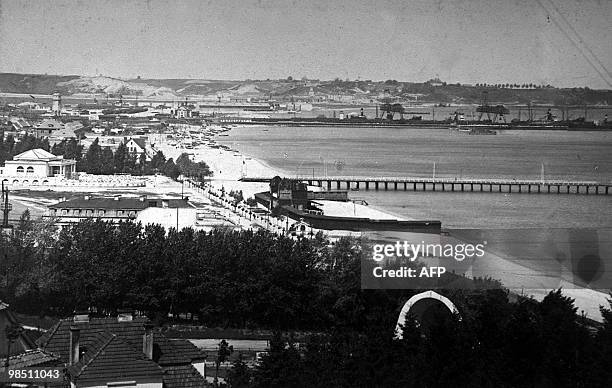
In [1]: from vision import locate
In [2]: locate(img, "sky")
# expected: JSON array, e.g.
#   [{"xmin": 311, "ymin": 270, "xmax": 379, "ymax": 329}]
[{"xmin": 0, "ymin": 0, "xmax": 610, "ymax": 88}]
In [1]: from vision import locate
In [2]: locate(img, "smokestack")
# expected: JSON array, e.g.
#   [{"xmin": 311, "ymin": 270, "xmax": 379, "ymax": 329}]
[
  {"xmin": 143, "ymin": 323, "xmax": 154, "ymax": 360},
  {"xmin": 69, "ymin": 326, "xmax": 80, "ymax": 365}
]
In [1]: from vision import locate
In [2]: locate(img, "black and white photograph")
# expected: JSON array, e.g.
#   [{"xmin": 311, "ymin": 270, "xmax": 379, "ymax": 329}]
[{"xmin": 0, "ymin": 0, "xmax": 611, "ymax": 386}]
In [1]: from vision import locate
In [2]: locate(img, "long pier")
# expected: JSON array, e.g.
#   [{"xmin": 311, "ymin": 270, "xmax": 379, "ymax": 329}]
[{"xmin": 239, "ymin": 176, "xmax": 612, "ymax": 195}]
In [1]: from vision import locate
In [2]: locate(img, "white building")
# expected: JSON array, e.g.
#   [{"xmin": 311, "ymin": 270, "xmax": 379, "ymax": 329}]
[
  {"xmin": 176, "ymin": 105, "xmax": 192, "ymax": 119},
  {"xmin": 1, "ymin": 148, "xmax": 77, "ymax": 185}
]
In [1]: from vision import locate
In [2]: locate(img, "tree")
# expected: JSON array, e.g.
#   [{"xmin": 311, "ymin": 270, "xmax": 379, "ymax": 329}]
[
  {"xmin": 215, "ymin": 339, "xmax": 234, "ymax": 383},
  {"xmin": 150, "ymin": 151, "xmax": 166, "ymax": 172},
  {"xmin": 100, "ymin": 147, "xmax": 114, "ymax": 174},
  {"xmin": 84, "ymin": 138, "xmax": 103, "ymax": 174},
  {"xmin": 65, "ymin": 138, "xmax": 82, "ymax": 161},
  {"xmin": 227, "ymin": 354, "xmax": 251, "ymax": 387},
  {"xmin": 114, "ymin": 142, "xmax": 128, "ymax": 173},
  {"xmin": 163, "ymin": 158, "xmax": 180, "ymax": 180}
]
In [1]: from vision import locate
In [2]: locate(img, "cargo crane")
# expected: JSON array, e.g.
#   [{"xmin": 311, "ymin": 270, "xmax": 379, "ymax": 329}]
[{"xmin": 476, "ymin": 91, "xmax": 509, "ymax": 123}]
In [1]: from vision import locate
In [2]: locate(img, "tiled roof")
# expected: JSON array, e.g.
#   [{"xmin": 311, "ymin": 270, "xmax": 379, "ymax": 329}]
[
  {"xmin": 37, "ymin": 317, "xmax": 150, "ymax": 362},
  {"xmin": 48, "ymin": 197, "xmax": 191, "ymax": 210},
  {"xmin": 37, "ymin": 316, "xmax": 204, "ymax": 387},
  {"xmin": 0, "ymin": 300, "xmax": 37, "ymax": 351},
  {"xmin": 0, "ymin": 349, "xmax": 61, "ymax": 371},
  {"xmin": 12, "ymin": 148, "xmax": 62, "ymax": 161},
  {"xmin": 162, "ymin": 364, "xmax": 208, "ymax": 388},
  {"xmin": 153, "ymin": 334, "xmax": 207, "ymax": 366},
  {"xmin": 35, "ymin": 119, "xmax": 65, "ymax": 130},
  {"xmin": 67, "ymin": 331, "xmax": 163, "ymax": 385}
]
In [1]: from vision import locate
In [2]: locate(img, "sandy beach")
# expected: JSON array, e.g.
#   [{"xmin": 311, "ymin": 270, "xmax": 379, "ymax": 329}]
[{"xmin": 151, "ymin": 129, "xmax": 402, "ymax": 220}]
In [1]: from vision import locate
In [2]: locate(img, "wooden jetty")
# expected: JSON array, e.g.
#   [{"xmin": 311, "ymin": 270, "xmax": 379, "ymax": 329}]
[{"xmin": 239, "ymin": 176, "xmax": 612, "ymax": 195}]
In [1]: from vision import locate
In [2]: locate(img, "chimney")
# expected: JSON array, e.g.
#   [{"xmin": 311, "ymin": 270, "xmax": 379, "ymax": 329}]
[
  {"xmin": 117, "ymin": 308, "xmax": 133, "ymax": 322},
  {"xmin": 69, "ymin": 326, "xmax": 80, "ymax": 365},
  {"xmin": 73, "ymin": 310, "xmax": 89, "ymax": 323},
  {"xmin": 139, "ymin": 195, "xmax": 146, "ymax": 202},
  {"xmin": 143, "ymin": 323, "xmax": 154, "ymax": 360},
  {"xmin": 84, "ymin": 195, "xmax": 90, "ymax": 201}
]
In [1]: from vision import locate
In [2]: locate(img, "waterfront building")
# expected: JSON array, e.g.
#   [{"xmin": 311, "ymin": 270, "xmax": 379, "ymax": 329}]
[
  {"xmin": 0, "ymin": 148, "xmax": 77, "ymax": 184},
  {"xmin": 45, "ymin": 195, "xmax": 192, "ymax": 225}
]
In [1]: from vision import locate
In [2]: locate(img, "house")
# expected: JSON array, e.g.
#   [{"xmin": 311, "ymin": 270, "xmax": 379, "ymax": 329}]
[
  {"xmin": 0, "ymin": 148, "xmax": 77, "ymax": 185},
  {"xmin": 46, "ymin": 195, "xmax": 192, "ymax": 225},
  {"xmin": 49, "ymin": 121, "xmax": 83, "ymax": 143},
  {"xmin": 9, "ymin": 118, "xmax": 33, "ymax": 133},
  {"xmin": 175, "ymin": 106, "xmax": 192, "ymax": 119},
  {"xmin": 125, "ymin": 137, "xmax": 147, "ymax": 156},
  {"xmin": 33, "ymin": 119, "xmax": 65, "ymax": 138},
  {"xmin": 35, "ymin": 313, "xmax": 207, "ymax": 388}
]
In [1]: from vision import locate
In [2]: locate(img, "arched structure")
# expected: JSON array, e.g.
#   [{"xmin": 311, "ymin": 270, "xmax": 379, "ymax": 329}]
[{"xmin": 394, "ymin": 290, "xmax": 460, "ymax": 339}]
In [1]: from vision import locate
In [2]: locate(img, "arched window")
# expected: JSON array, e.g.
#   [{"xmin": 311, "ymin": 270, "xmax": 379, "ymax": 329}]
[
  {"xmin": 26, "ymin": 166, "xmax": 34, "ymax": 174},
  {"xmin": 16, "ymin": 166, "xmax": 24, "ymax": 174}
]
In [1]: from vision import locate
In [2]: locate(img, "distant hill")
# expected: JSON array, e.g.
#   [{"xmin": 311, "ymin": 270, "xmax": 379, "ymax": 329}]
[
  {"xmin": 0, "ymin": 73, "xmax": 80, "ymax": 94},
  {"xmin": 0, "ymin": 72, "xmax": 610, "ymax": 105}
]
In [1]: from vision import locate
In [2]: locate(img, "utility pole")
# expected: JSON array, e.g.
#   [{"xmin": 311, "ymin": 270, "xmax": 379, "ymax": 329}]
[{"xmin": 1, "ymin": 181, "xmax": 13, "ymax": 235}]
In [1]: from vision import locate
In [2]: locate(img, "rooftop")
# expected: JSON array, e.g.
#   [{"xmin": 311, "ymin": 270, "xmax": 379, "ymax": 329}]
[
  {"xmin": 66, "ymin": 331, "xmax": 164, "ymax": 385},
  {"xmin": 35, "ymin": 119, "xmax": 65, "ymax": 130},
  {"xmin": 38, "ymin": 315, "xmax": 207, "ymax": 386},
  {"xmin": 0, "ymin": 349, "xmax": 60, "ymax": 371},
  {"xmin": 12, "ymin": 148, "xmax": 64, "ymax": 162},
  {"xmin": 49, "ymin": 196, "xmax": 192, "ymax": 210}
]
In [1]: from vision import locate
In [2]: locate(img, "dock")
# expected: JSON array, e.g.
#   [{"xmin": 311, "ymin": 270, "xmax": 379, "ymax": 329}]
[{"xmin": 239, "ymin": 176, "xmax": 612, "ymax": 195}]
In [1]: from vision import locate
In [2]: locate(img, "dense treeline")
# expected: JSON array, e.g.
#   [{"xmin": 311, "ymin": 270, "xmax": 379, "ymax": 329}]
[
  {"xmin": 51, "ymin": 138, "xmax": 211, "ymax": 180},
  {"xmin": 243, "ymin": 288, "xmax": 612, "ymax": 388},
  {"xmin": 0, "ymin": 132, "xmax": 50, "ymax": 164},
  {"xmin": 2, "ymin": 216, "xmax": 612, "ymax": 386}
]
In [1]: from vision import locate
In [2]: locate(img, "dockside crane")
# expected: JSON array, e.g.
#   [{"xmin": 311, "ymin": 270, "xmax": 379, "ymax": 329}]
[{"xmin": 476, "ymin": 91, "xmax": 509, "ymax": 122}]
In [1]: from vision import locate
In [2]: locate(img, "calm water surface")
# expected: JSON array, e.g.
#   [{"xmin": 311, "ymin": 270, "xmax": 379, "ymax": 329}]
[{"xmin": 219, "ymin": 126, "xmax": 612, "ymax": 229}]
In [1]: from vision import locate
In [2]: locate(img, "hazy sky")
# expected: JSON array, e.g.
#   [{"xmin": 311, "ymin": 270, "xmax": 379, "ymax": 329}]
[{"xmin": 0, "ymin": 0, "xmax": 610, "ymax": 88}]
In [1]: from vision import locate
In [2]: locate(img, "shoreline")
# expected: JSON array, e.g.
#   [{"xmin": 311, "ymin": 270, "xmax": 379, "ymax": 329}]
[
  {"xmin": 153, "ymin": 130, "xmax": 610, "ymax": 321},
  {"xmin": 154, "ymin": 131, "xmax": 407, "ymax": 221}
]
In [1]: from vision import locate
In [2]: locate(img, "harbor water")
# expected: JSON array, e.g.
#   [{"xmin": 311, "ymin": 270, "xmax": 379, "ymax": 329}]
[{"xmin": 218, "ymin": 126, "xmax": 612, "ymax": 229}]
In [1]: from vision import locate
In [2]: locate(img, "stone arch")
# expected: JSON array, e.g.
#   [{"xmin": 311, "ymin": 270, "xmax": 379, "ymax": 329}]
[
  {"xmin": 12, "ymin": 179, "xmax": 19, "ymax": 185},
  {"xmin": 32, "ymin": 180, "xmax": 39, "ymax": 185},
  {"xmin": 42, "ymin": 180, "xmax": 49, "ymax": 185},
  {"xmin": 22, "ymin": 180, "xmax": 29, "ymax": 185},
  {"xmin": 394, "ymin": 290, "xmax": 460, "ymax": 339}
]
